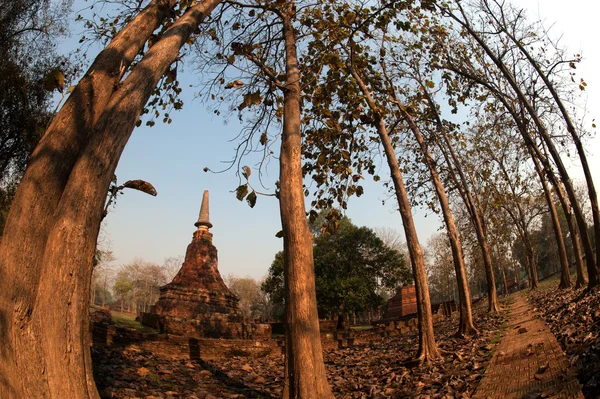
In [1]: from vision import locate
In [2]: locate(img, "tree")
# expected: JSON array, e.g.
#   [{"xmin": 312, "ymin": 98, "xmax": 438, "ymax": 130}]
[
  {"xmin": 91, "ymin": 249, "xmax": 115, "ymax": 307},
  {"xmin": 162, "ymin": 255, "xmax": 184, "ymax": 282},
  {"xmin": 224, "ymin": 274, "xmax": 271, "ymax": 321},
  {"xmin": 113, "ymin": 275, "xmax": 133, "ymax": 313},
  {"xmin": 481, "ymin": 0, "xmax": 599, "ymax": 273},
  {"xmin": 297, "ymin": 1, "xmax": 442, "ymax": 361},
  {"xmin": 261, "ymin": 251, "xmax": 286, "ymax": 321},
  {"xmin": 315, "ymin": 219, "xmax": 410, "ymax": 326},
  {"xmin": 438, "ymin": 0, "xmax": 598, "ymax": 288},
  {"xmin": 0, "ymin": 0, "xmax": 74, "ymax": 236},
  {"xmin": 378, "ymin": 40, "xmax": 477, "ymax": 334},
  {"xmin": 264, "ymin": 218, "xmax": 411, "ymax": 327},
  {"xmin": 112, "ymin": 259, "xmax": 166, "ymax": 314},
  {"xmin": 0, "ymin": 1, "xmax": 222, "ymax": 397},
  {"xmin": 426, "ymin": 233, "xmax": 456, "ymax": 304}
]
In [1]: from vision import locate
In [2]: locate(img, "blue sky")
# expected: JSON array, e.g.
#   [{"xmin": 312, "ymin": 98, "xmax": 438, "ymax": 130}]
[{"xmin": 63, "ymin": 0, "xmax": 599, "ymax": 280}]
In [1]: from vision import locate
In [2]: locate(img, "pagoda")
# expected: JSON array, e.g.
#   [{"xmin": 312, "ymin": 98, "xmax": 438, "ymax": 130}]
[{"xmin": 141, "ymin": 191, "xmax": 268, "ymax": 339}]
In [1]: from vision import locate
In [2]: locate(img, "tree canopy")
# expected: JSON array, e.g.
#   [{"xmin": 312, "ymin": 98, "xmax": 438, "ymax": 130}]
[{"xmin": 264, "ymin": 216, "xmax": 411, "ymax": 320}]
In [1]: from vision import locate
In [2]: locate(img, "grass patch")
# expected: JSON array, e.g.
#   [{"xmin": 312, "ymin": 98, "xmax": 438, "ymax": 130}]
[
  {"xmin": 351, "ymin": 325, "xmax": 373, "ymax": 331},
  {"xmin": 111, "ymin": 310, "xmax": 156, "ymax": 333}
]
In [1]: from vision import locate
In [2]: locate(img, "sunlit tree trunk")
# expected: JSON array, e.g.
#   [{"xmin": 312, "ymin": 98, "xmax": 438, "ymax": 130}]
[
  {"xmin": 397, "ymin": 106, "xmax": 476, "ymax": 337},
  {"xmin": 279, "ymin": 7, "xmax": 334, "ymax": 398},
  {"xmin": 348, "ymin": 65, "xmax": 440, "ymax": 362},
  {"xmin": 436, "ymin": 129, "xmax": 500, "ymax": 312},
  {"xmin": 0, "ymin": 2, "xmax": 220, "ymax": 397}
]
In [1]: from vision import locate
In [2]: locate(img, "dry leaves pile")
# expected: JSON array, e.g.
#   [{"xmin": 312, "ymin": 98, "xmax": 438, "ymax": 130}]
[
  {"xmin": 527, "ymin": 283, "xmax": 600, "ymax": 398},
  {"xmin": 93, "ymin": 303, "xmax": 508, "ymax": 399}
]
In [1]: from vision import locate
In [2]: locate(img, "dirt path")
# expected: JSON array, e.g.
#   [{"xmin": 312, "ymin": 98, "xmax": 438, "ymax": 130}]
[{"xmin": 473, "ymin": 292, "xmax": 583, "ymax": 399}]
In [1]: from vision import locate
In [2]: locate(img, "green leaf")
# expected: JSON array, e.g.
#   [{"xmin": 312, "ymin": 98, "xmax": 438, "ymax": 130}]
[{"xmin": 425, "ymin": 80, "xmax": 435, "ymax": 89}]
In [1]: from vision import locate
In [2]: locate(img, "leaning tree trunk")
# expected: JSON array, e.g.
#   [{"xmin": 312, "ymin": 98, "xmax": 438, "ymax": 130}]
[
  {"xmin": 279, "ymin": 9, "xmax": 334, "ymax": 399},
  {"xmin": 399, "ymin": 106, "xmax": 476, "ymax": 337},
  {"xmin": 0, "ymin": 1, "xmax": 220, "ymax": 397},
  {"xmin": 0, "ymin": 3, "xmax": 174, "ymax": 395},
  {"xmin": 348, "ymin": 65, "xmax": 440, "ymax": 361},
  {"xmin": 554, "ymin": 177, "xmax": 587, "ymax": 288},
  {"xmin": 438, "ymin": 129, "xmax": 500, "ymax": 312},
  {"xmin": 529, "ymin": 148, "xmax": 571, "ymax": 288}
]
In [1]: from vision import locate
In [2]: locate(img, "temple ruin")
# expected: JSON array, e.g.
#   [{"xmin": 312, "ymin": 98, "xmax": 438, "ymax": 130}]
[{"xmin": 141, "ymin": 191, "xmax": 270, "ymax": 339}]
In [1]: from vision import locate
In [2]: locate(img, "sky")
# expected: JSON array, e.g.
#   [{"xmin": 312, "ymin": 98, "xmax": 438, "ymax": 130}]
[{"xmin": 62, "ymin": 0, "xmax": 599, "ymax": 280}]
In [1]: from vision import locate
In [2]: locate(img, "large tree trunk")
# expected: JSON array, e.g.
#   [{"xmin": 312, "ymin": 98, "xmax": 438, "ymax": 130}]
[
  {"xmin": 529, "ymin": 149, "xmax": 571, "ymax": 288},
  {"xmin": 348, "ymin": 65, "xmax": 440, "ymax": 361},
  {"xmin": 0, "ymin": 2, "xmax": 220, "ymax": 397},
  {"xmin": 437, "ymin": 130, "xmax": 500, "ymax": 312},
  {"xmin": 279, "ymin": 9, "xmax": 334, "ymax": 399},
  {"xmin": 0, "ymin": 3, "xmax": 174, "ymax": 396},
  {"xmin": 399, "ymin": 107, "xmax": 476, "ymax": 337}
]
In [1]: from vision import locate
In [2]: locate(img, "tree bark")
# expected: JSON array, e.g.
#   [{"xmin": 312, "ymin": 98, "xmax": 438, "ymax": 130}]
[
  {"xmin": 529, "ymin": 149, "xmax": 571, "ymax": 288},
  {"xmin": 279, "ymin": 8, "xmax": 334, "ymax": 399},
  {"xmin": 0, "ymin": 1, "xmax": 220, "ymax": 397},
  {"xmin": 437, "ymin": 129, "xmax": 500, "ymax": 312},
  {"xmin": 398, "ymin": 107, "xmax": 476, "ymax": 337},
  {"xmin": 0, "ymin": 3, "xmax": 174, "ymax": 396},
  {"xmin": 347, "ymin": 66, "xmax": 440, "ymax": 361}
]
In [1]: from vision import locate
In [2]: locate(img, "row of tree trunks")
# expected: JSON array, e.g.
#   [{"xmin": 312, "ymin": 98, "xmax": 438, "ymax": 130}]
[
  {"xmin": 528, "ymin": 148, "xmax": 571, "ymax": 288},
  {"xmin": 500, "ymin": 17, "xmax": 600, "ymax": 271},
  {"xmin": 485, "ymin": 86, "xmax": 584, "ymax": 291},
  {"xmin": 553, "ymin": 176, "xmax": 587, "ymax": 288},
  {"xmin": 443, "ymin": 3, "xmax": 598, "ymax": 289},
  {"xmin": 397, "ymin": 106, "xmax": 477, "ymax": 337},
  {"xmin": 436, "ymin": 128, "xmax": 501, "ymax": 312},
  {"xmin": 347, "ymin": 63, "xmax": 440, "ymax": 361}
]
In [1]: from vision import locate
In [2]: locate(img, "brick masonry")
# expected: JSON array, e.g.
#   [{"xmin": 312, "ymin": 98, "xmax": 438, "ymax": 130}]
[{"xmin": 473, "ymin": 292, "xmax": 583, "ymax": 399}]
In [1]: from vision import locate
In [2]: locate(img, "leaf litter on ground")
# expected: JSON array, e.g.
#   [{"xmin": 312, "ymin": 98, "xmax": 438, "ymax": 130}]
[
  {"xmin": 93, "ymin": 301, "xmax": 509, "ymax": 399},
  {"xmin": 527, "ymin": 282, "xmax": 600, "ymax": 398}
]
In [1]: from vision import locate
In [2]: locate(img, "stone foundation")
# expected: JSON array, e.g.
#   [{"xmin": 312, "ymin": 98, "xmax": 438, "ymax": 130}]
[
  {"xmin": 92, "ymin": 322, "xmax": 277, "ymax": 359},
  {"xmin": 140, "ymin": 312, "xmax": 271, "ymax": 340}
]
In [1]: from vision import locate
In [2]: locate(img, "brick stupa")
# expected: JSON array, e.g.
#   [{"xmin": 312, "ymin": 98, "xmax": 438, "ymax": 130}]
[{"xmin": 141, "ymin": 191, "xmax": 268, "ymax": 339}]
